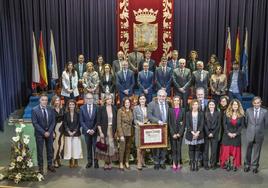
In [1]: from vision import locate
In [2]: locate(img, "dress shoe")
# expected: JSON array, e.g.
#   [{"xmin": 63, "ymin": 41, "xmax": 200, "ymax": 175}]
[
  {"xmin": 47, "ymin": 166, "xmax": 56, "ymax": 173},
  {"xmin": 244, "ymin": 167, "xmax": 250, "ymax": 172},
  {"xmin": 204, "ymin": 166, "xmax": 210, "ymax": 170},
  {"xmin": 160, "ymin": 164, "xmax": 166, "ymax": 169},
  {"xmin": 253, "ymin": 169, "xmax": 259, "ymax": 174},
  {"xmin": 94, "ymin": 162, "xmax": 99, "ymax": 169},
  {"xmin": 86, "ymin": 163, "xmax": 92, "ymax": 168},
  {"xmin": 194, "ymin": 161, "xmax": 199, "ymax": 171},
  {"xmin": 154, "ymin": 164, "xmax": 160, "ymax": 170},
  {"xmin": 190, "ymin": 161, "xmax": 194, "ymax": 171},
  {"xmin": 38, "ymin": 168, "xmax": 44, "ymax": 175},
  {"xmin": 233, "ymin": 167, "xmax": 237, "ymax": 172}
]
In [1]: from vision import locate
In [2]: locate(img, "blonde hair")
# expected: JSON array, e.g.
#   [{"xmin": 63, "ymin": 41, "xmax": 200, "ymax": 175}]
[
  {"xmin": 225, "ymin": 99, "xmax": 244, "ymax": 118},
  {"xmin": 86, "ymin": 61, "xmax": 94, "ymax": 72}
]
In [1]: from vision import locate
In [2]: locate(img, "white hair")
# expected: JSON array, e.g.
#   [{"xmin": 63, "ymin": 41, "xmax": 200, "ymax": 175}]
[
  {"xmin": 196, "ymin": 61, "xmax": 204, "ymax": 66},
  {"xmin": 157, "ymin": 89, "xmax": 167, "ymax": 97},
  {"xmin": 178, "ymin": 58, "xmax": 186, "ymax": 63}
]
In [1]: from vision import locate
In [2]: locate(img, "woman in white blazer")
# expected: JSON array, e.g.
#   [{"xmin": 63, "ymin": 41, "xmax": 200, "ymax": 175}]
[{"xmin": 61, "ymin": 61, "xmax": 79, "ymax": 105}]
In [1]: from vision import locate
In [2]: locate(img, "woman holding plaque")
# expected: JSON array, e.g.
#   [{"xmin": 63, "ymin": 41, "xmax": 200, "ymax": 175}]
[
  {"xmin": 117, "ymin": 97, "xmax": 133, "ymax": 170},
  {"xmin": 168, "ymin": 96, "xmax": 185, "ymax": 171},
  {"xmin": 133, "ymin": 94, "xmax": 150, "ymax": 170},
  {"xmin": 95, "ymin": 94, "xmax": 118, "ymax": 170},
  {"xmin": 185, "ymin": 99, "xmax": 204, "ymax": 171}
]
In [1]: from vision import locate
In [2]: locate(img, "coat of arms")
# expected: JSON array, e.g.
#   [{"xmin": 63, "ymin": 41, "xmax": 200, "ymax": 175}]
[{"xmin": 133, "ymin": 8, "xmax": 158, "ymax": 51}]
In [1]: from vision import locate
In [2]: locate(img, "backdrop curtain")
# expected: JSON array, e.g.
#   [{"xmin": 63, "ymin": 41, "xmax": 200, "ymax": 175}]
[
  {"xmin": 0, "ymin": 0, "xmax": 117, "ymax": 131},
  {"xmin": 0, "ymin": 0, "xmax": 268, "ymax": 132}
]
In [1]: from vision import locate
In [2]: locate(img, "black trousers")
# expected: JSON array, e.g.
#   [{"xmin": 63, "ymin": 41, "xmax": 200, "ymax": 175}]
[
  {"xmin": 84, "ymin": 134, "xmax": 97, "ymax": 164},
  {"xmin": 35, "ymin": 134, "xmax": 54, "ymax": 169},
  {"xmin": 203, "ymin": 138, "xmax": 218, "ymax": 166},
  {"xmin": 189, "ymin": 144, "xmax": 201, "ymax": 161},
  {"xmin": 171, "ymin": 138, "xmax": 183, "ymax": 165}
]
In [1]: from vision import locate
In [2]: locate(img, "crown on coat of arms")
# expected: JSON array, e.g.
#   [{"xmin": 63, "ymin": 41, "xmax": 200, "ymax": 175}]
[{"xmin": 133, "ymin": 8, "xmax": 158, "ymax": 23}]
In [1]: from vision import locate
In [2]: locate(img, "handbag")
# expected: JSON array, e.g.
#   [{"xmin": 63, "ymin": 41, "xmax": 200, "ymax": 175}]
[{"xmin": 96, "ymin": 137, "xmax": 108, "ymax": 152}]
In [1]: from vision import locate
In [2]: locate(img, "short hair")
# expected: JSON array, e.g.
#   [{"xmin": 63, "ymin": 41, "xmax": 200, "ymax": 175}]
[
  {"xmin": 172, "ymin": 50, "xmax": 178, "ymax": 54},
  {"xmin": 252, "ymin": 96, "xmax": 262, "ymax": 103},
  {"xmin": 196, "ymin": 61, "xmax": 204, "ymax": 66},
  {"xmin": 84, "ymin": 92, "xmax": 93, "ymax": 99},
  {"xmin": 196, "ymin": 87, "xmax": 205, "ymax": 94},
  {"xmin": 157, "ymin": 89, "xmax": 167, "ymax": 97},
  {"xmin": 145, "ymin": 50, "xmax": 151, "ymax": 54},
  {"xmin": 161, "ymin": 56, "xmax": 168, "ymax": 62},
  {"xmin": 40, "ymin": 93, "xmax": 48, "ymax": 99},
  {"xmin": 86, "ymin": 62, "xmax": 94, "ymax": 71},
  {"xmin": 178, "ymin": 58, "xmax": 186, "ymax": 63}
]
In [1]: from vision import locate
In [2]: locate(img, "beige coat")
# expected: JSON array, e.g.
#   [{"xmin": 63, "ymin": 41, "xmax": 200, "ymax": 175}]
[{"xmin": 117, "ymin": 108, "xmax": 133, "ymax": 137}]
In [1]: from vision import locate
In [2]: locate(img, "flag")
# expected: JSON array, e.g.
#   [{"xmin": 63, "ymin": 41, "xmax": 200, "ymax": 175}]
[
  {"xmin": 223, "ymin": 27, "xmax": 232, "ymax": 76},
  {"xmin": 48, "ymin": 30, "xmax": 58, "ymax": 89},
  {"xmin": 38, "ymin": 31, "xmax": 48, "ymax": 89},
  {"xmin": 32, "ymin": 32, "xmax": 40, "ymax": 90},
  {"xmin": 235, "ymin": 28, "xmax": 240, "ymax": 63},
  {"xmin": 242, "ymin": 28, "xmax": 249, "ymax": 87}
]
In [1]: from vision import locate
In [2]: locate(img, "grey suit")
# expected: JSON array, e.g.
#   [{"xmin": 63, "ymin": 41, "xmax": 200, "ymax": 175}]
[
  {"xmin": 112, "ymin": 60, "xmax": 122, "ymax": 74},
  {"xmin": 192, "ymin": 70, "xmax": 209, "ymax": 96},
  {"xmin": 128, "ymin": 51, "xmax": 144, "ymax": 73},
  {"xmin": 244, "ymin": 107, "xmax": 268, "ymax": 169},
  {"xmin": 172, "ymin": 68, "xmax": 192, "ymax": 108},
  {"xmin": 148, "ymin": 100, "xmax": 169, "ymax": 165}
]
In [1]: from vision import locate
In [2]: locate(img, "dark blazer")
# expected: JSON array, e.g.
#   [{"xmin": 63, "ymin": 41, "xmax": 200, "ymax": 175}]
[
  {"xmin": 185, "ymin": 111, "xmax": 204, "ymax": 141},
  {"xmin": 137, "ymin": 70, "xmax": 154, "ymax": 94},
  {"xmin": 116, "ymin": 69, "xmax": 135, "ymax": 94},
  {"xmin": 32, "ymin": 105, "xmax": 56, "ymax": 136},
  {"xmin": 167, "ymin": 59, "xmax": 179, "ymax": 71},
  {"xmin": 155, "ymin": 66, "xmax": 172, "ymax": 94},
  {"xmin": 204, "ymin": 111, "xmax": 221, "ymax": 139},
  {"xmin": 112, "ymin": 60, "xmax": 121, "ymax": 73},
  {"xmin": 168, "ymin": 108, "xmax": 185, "ymax": 137},
  {"xmin": 63, "ymin": 111, "xmax": 81, "ymax": 137},
  {"xmin": 99, "ymin": 74, "xmax": 115, "ymax": 93},
  {"xmin": 79, "ymin": 104, "xmax": 98, "ymax": 134},
  {"xmin": 188, "ymin": 60, "xmax": 198, "ymax": 72},
  {"xmin": 227, "ymin": 70, "xmax": 246, "ymax": 94},
  {"xmin": 172, "ymin": 68, "xmax": 192, "ymax": 92},
  {"xmin": 139, "ymin": 59, "xmax": 156, "ymax": 73},
  {"xmin": 94, "ymin": 64, "xmax": 104, "ymax": 77},
  {"xmin": 97, "ymin": 105, "xmax": 117, "ymax": 137},
  {"xmin": 74, "ymin": 63, "xmax": 87, "ymax": 80},
  {"xmin": 192, "ymin": 70, "xmax": 210, "ymax": 90},
  {"xmin": 222, "ymin": 115, "xmax": 244, "ymax": 146}
]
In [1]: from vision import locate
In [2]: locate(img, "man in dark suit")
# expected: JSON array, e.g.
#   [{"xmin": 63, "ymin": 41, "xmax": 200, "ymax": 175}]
[
  {"xmin": 74, "ymin": 54, "xmax": 87, "ymax": 96},
  {"xmin": 128, "ymin": 48, "xmax": 144, "ymax": 74},
  {"xmin": 116, "ymin": 61, "xmax": 135, "ymax": 104},
  {"xmin": 167, "ymin": 50, "xmax": 179, "ymax": 71},
  {"xmin": 139, "ymin": 50, "xmax": 156, "ymax": 73},
  {"xmin": 148, "ymin": 89, "xmax": 169, "ymax": 170},
  {"xmin": 155, "ymin": 56, "xmax": 172, "ymax": 96},
  {"xmin": 172, "ymin": 58, "xmax": 192, "ymax": 108},
  {"xmin": 31, "ymin": 94, "xmax": 56, "ymax": 174},
  {"xmin": 137, "ymin": 61, "xmax": 154, "ymax": 103},
  {"xmin": 228, "ymin": 62, "xmax": 246, "ymax": 103},
  {"xmin": 80, "ymin": 93, "xmax": 99, "ymax": 168},
  {"xmin": 112, "ymin": 51, "xmax": 125, "ymax": 74},
  {"xmin": 244, "ymin": 97, "xmax": 268, "ymax": 173},
  {"xmin": 192, "ymin": 61, "xmax": 209, "ymax": 97}
]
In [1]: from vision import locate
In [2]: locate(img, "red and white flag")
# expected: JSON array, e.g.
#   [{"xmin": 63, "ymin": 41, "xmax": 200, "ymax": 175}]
[
  {"xmin": 224, "ymin": 27, "xmax": 232, "ymax": 76},
  {"xmin": 31, "ymin": 32, "xmax": 40, "ymax": 89}
]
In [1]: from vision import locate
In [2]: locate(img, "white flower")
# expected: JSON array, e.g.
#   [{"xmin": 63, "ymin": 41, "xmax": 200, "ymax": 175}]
[
  {"xmin": 15, "ymin": 127, "xmax": 22, "ymax": 133},
  {"xmin": 0, "ymin": 173, "xmax": 5, "ymax": 180},
  {"xmin": 27, "ymin": 161, "xmax": 33, "ymax": 168},
  {"xmin": 12, "ymin": 136, "xmax": 20, "ymax": 142},
  {"xmin": 22, "ymin": 151, "xmax": 26, "ymax": 157},
  {"xmin": 9, "ymin": 162, "xmax": 15, "ymax": 170},
  {"xmin": 23, "ymin": 138, "xmax": 30, "ymax": 145},
  {"xmin": 14, "ymin": 173, "xmax": 22, "ymax": 184},
  {"xmin": 36, "ymin": 173, "xmax": 44, "ymax": 181},
  {"xmin": 22, "ymin": 165, "xmax": 26, "ymax": 169},
  {"xmin": 16, "ymin": 156, "xmax": 23, "ymax": 162},
  {"xmin": 20, "ymin": 124, "xmax": 26, "ymax": 128}
]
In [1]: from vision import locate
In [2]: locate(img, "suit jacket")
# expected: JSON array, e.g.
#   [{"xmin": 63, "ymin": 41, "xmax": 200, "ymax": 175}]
[
  {"xmin": 139, "ymin": 59, "xmax": 156, "ymax": 72},
  {"xmin": 117, "ymin": 108, "xmax": 133, "ymax": 137},
  {"xmin": 63, "ymin": 111, "xmax": 81, "ymax": 137},
  {"xmin": 172, "ymin": 68, "xmax": 192, "ymax": 93},
  {"xmin": 94, "ymin": 64, "xmax": 104, "ymax": 77},
  {"xmin": 116, "ymin": 69, "xmax": 135, "ymax": 94},
  {"xmin": 99, "ymin": 74, "xmax": 115, "ymax": 93},
  {"xmin": 192, "ymin": 70, "xmax": 209, "ymax": 90},
  {"xmin": 32, "ymin": 105, "xmax": 56, "ymax": 136},
  {"xmin": 112, "ymin": 60, "xmax": 122, "ymax": 73},
  {"xmin": 204, "ymin": 111, "xmax": 221, "ymax": 139},
  {"xmin": 155, "ymin": 66, "xmax": 172, "ymax": 94},
  {"xmin": 137, "ymin": 70, "xmax": 154, "ymax": 94},
  {"xmin": 148, "ymin": 100, "xmax": 169, "ymax": 123},
  {"xmin": 228, "ymin": 70, "xmax": 246, "ymax": 94},
  {"xmin": 185, "ymin": 111, "xmax": 204, "ymax": 141},
  {"xmin": 128, "ymin": 51, "xmax": 144, "ymax": 72},
  {"xmin": 133, "ymin": 105, "xmax": 149, "ymax": 125},
  {"xmin": 188, "ymin": 60, "xmax": 198, "ymax": 72},
  {"xmin": 168, "ymin": 108, "xmax": 185, "ymax": 137},
  {"xmin": 198, "ymin": 99, "xmax": 208, "ymax": 112},
  {"xmin": 79, "ymin": 104, "xmax": 98, "ymax": 134},
  {"xmin": 61, "ymin": 70, "xmax": 79, "ymax": 97},
  {"xmin": 97, "ymin": 105, "xmax": 117, "ymax": 137},
  {"xmin": 222, "ymin": 115, "xmax": 244, "ymax": 146},
  {"xmin": 245, "ymin": 107, "xmax": 268, "ymax": 142},
  {"xmin": 167, "ymin": 59, "xmax": 179, "ymax": 71},
  {"xmin": 74, "ymin": 63, "xmax": 87, "ymax": 80}
]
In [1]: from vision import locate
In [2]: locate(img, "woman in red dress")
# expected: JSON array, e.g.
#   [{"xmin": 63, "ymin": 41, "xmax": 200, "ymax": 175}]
[{"xmin": 220, "ymin": 99, "xmax": 245, "ymax": 171}]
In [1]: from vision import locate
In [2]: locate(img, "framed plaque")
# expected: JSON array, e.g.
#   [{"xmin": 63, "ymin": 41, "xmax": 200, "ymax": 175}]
[{"xmin": 139, "ymin": 124, "xmax": 168, "ymax": 149}]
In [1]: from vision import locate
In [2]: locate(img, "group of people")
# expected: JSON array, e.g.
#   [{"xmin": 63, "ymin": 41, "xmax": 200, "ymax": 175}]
[{"xmin": 31, "ymin": 50, "xmax": 267, "ymax": 176}]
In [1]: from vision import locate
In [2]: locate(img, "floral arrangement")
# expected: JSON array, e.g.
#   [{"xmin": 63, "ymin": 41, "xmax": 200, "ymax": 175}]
[{"xmin": 0, "ymin": 123, "xmax": 44, "ymax": 184}]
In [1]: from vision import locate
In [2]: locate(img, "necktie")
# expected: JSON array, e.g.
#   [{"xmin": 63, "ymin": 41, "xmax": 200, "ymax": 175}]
[
  {"xmin": 160, "ymin": 103, "xmax": 166, "ymax": 122},
  {"xmin": 200, "ymin": 70, "xmax": 204, "ymax": 82},
  {"xmin": 88, "ymin": 104, "xmax": 92, "ymax": 117},
  {"xmin": 145, "ymin": 71, "xmax": 148, "ymax": 79},
  {"xmin": 124, "ymin": 71, "xmax": 127, "ymax": 80},
  {"xmin": 254, "ymin": 109, "xmax": 259, "ymax": 123},
  {"xmin": 42, "ymin": 108, "xmax": 48, "ymax": 129}
]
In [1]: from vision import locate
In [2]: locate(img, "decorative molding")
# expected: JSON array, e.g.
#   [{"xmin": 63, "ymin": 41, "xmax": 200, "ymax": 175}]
[
  {"xmin": 119, "ymin": 0, "xmax": 130, "ymax": 56},
  {"xmin": 162, "ymin": 0, "xmax": 172, "ymax": 58}
]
